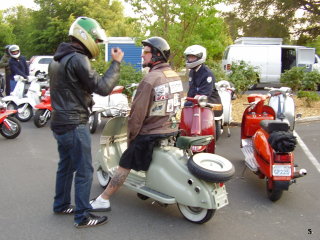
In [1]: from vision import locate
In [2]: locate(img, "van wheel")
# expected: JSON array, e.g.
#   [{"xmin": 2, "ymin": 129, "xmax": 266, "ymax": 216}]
[
  {"xmin": 187, "ymin": 153, "xmax": 235, "ymax": 182},
  {"xmin": 249, "ymin": 84, "xmax": 257, "ymax": 90},
  {"xmin": 177, "ymin": 204, "xmax": 215, "ymax": 224}
]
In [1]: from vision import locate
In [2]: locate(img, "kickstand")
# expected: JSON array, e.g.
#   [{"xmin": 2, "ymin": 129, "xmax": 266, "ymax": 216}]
[{"xmin": 241, "ymin": 164, "xmax": 247, "ymax": 179}]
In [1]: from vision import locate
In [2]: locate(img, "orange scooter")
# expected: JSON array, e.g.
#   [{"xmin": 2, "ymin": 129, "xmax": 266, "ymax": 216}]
[{"xmin": 240, "ymin": 93, "xmax": 307, "ymax": 201}]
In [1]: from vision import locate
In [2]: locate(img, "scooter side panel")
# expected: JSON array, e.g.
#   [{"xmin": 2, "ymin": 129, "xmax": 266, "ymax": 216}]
[
  {"xmin": 146, "ymin": 147, "xmax": 216, "ymax": 209},
  {"xmin": 253, "ymin": 129, "xmax": 273, "ymax": 177}
]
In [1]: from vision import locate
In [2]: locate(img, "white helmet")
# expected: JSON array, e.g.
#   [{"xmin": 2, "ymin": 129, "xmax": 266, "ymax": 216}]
[
  {"xmin": 9, "ymin": 45, "xmax": 20, "ymax": 58},
  {"xmin": 184, "ymin": 45, "xmax": 207, "ymax": 69}
]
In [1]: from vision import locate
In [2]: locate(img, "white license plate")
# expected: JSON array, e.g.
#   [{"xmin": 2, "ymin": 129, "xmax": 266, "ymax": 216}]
[{"xmin": 273, "ymin": 165, "xmax": 292, "ymax": 177}]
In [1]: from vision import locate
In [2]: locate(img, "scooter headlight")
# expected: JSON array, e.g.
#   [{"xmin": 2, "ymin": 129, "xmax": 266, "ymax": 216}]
[{"xmin": 197, "ymin": 95, "xmax": 208, "ymax": 107}]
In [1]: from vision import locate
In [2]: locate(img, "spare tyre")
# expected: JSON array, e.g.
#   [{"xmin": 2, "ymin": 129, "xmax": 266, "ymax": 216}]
[{"xmin": 187, "ymin": 153, "xmax": 235, "ymax": 182}]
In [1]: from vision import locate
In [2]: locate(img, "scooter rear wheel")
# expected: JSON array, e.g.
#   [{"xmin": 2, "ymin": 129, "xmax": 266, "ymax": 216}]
[
  {"xmin": 96, "ymin": 168, "xmax": 111, "ymax": 188},
  {"xmin": 266, "ymin": 178, "xmax": 283, "ymax": 202},
  {"xmin": 177, "ymin": 203, "xmax": 215, "ymax": 224},
  {"xmin": 188, "ymin": 153, "xmax": 235, "ymax": 182}
]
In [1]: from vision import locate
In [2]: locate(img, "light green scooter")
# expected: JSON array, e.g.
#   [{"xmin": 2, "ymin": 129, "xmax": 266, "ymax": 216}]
[{"xmin": 95, "ymin": 116, "xmax": 235, "ymax": 224}]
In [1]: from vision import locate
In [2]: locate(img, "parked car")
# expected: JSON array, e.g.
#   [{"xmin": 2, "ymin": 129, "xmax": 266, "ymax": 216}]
[
  {"xmin": 29, "ymin": 56, "xmax": 53, "ymax": 76},
  {"xmin": 222, "ymin": 37, "xmax": 316, "ymax": 85}
]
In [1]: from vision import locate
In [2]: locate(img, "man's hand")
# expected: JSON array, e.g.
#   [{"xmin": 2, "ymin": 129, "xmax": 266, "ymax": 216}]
[{"xmin": 111, "ymin": 47, "xmax": 124, "ymax": 63}]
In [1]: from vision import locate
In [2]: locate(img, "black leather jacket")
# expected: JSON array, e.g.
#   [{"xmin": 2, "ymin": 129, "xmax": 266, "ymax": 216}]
[{"xmin": 49, "ymin": 42, "xmax": 120, "ymax": 129}]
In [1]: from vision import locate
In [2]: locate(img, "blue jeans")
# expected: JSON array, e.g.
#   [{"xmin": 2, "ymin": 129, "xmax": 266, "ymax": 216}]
[{"xmin": 53, "ymin": 124, "xmax": 93, "ymax": 224}]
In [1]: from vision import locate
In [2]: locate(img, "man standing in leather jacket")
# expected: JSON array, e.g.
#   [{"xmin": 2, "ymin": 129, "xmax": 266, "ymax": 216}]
[
  {"xmin": 89, "ymin": 37, "xmax": 184, "ymax": 215},
  {"xmin": 49, "ymin": 17, "xmax": 124, "ymax": 228}
]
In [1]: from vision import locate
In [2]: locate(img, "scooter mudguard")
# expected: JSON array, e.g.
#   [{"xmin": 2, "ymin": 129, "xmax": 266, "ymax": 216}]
[
  {"xmin": 2, "ymin": 96, "xmax": 16, "ymax": 103},
  {"xmin": 34, "ymin": 102, "xmax": 52, "ymax": 110},
  {"xmin": 0, "ymin": 109, "xmax": 18, "ymax": 119}
]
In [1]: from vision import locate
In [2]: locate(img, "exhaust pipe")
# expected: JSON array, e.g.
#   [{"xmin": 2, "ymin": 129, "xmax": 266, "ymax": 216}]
[{"xmin": 293, "ymin": 169, "xmax": 307, "ymax": 178}]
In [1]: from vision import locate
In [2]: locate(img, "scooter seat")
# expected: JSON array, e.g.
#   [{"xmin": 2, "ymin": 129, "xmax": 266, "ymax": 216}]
[
  {"xmin": 260, "ymin": 120, "xmax": 289, "ymax": 133},
  {"xmin": 176, "ymin": 136, "xmax": 213, "ymax": 150}
]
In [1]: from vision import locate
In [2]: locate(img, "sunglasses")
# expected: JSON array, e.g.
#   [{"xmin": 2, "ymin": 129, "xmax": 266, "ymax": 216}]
[{"xmin": 142, "ymin": 50, "xmax": 152, "ymax": 55}]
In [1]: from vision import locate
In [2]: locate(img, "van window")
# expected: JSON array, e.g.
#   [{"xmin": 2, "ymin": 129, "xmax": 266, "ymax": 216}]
[{"xmin": 281, "ymin": 48, "xmax": 296, "ymax": 73}]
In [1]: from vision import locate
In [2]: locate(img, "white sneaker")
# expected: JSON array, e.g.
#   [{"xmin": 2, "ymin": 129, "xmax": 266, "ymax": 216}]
[{"xmin": 90, "ymin": 195, "xmax": 111, "ymax": 212}]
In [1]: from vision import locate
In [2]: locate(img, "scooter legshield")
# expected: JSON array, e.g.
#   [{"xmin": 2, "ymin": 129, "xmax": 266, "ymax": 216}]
[{"xmin": 180, "ymin": 106, "xmax": 216, "ymax": 153}]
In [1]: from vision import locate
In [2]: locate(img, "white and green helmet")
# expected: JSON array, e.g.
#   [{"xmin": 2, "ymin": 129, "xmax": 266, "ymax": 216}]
[{"xmin": 69, "ymin": 17, "xmax": 107, "ymax": 58}]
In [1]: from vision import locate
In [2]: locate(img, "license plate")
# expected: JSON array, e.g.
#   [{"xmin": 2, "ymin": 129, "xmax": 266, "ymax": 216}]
[{"xmin": 272, "ymin": 165, "xmax": 292, "ymax": 177}]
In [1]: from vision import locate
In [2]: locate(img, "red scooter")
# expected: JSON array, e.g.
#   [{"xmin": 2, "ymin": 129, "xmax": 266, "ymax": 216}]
[
  {"xmin": 179, "ymin": 95, "xmax": 222, "ymax": 154},
  {"xmin": 33, "ymin": 89, "xmax": 52, "ymax": 128},
  {"xmin": 0, "ymin": 101, "xmax": 21, "ymax": 139},
  {"xmin": 240, "ymin": 93, "xmax": 307, "ymax": 201}
]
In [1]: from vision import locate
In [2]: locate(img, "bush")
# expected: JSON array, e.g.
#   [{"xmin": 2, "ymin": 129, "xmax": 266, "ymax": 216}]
[
  {"xmin": 297, "ymin": 90, "xmax": 320, "ymax": 107},
  {"xmin": 91, "ymin": 57, "xmax": 143, "ymax": 98},
  {"xmin": 301, "ymin": 71, "xmax": 320, "ymax": 91},
  {"xmin": 280, "ymin": 67, "xmax": 305, "ymax": 91},
  {"xmin": 227, "ymin": 61, "xmax": 259, "ymax": 95},
  {"xmin": 206, "ymin": 60, "xmax": 228, "ymax": 82}
]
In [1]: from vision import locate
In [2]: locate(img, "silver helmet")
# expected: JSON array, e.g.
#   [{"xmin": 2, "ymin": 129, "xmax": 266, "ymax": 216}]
[
  {"xmin": 183, "ymin": 45, "xmax": 207, "ymax": 69},
  {"xmin": 9, "ymin": 45, "xmax": 20, "ymax": 58}
]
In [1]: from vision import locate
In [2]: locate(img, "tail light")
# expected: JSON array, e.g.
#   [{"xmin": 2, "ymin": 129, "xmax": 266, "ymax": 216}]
[{"xmin": 274, "ymin": 153, "xmax": 292, "ymax": 163}]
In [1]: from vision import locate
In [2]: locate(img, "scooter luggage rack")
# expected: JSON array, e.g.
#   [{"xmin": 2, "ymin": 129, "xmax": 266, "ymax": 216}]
[{"xmin": 241, "ymin": 139, "xmax": 258, "ymax": 172}]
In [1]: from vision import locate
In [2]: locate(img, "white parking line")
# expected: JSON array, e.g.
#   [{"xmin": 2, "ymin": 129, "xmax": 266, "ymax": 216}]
[{"xmin": 294, "ymin": 131, "xmax": 320, "ymax": 173}]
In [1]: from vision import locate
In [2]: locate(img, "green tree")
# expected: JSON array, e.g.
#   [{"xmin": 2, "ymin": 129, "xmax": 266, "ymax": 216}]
[
  {"xmin": 0, "ymin": 11, "xmax": 16, "ymax": 48},
  {"xmin": 1, "ymin": 0, "xmax": 142, "ymax": 58},
  {"xmin": 125, "ymin": 0, "xmax": 232, "ymax": 69},
  {"xmin": 223, "ymin": 0, "xmax": 320, "ymax": 43},
  {"xmin": 2, "ymin": 7, "xmax": 33, "ymax": 57}
]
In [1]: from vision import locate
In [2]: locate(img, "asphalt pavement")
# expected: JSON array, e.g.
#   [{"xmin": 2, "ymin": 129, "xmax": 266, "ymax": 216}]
[{"xmin": 0, "ymin": 118, "xmax": 319, "ymax": 240}]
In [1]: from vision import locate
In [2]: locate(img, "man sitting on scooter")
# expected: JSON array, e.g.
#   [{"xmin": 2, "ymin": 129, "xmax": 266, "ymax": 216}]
[
  {"xmin": 184, "ymin": 45, "xmax": 222, "ymax": 116},
  {"xmin": 90, "ymin": 37, "xmax": 184, "ymax": 213}
]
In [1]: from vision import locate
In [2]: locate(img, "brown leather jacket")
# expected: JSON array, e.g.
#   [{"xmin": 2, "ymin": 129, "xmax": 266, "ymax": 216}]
[{"xmin": 128, "ymin": 63, "xmax": 184, "ymax": 144}]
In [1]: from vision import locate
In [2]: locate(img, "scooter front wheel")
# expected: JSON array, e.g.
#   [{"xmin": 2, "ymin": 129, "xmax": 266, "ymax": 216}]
[
  {"xmin": 177, "ymin": 203, "xmax": 215, "ymax": 224},
  {"xmin": 16, "ymin": 104, "xmax": 33, "ymax": 122},
  {"xmin": 34, "ymin": 109, "xmax": 50, "ymax": 128},
  {"xmin": 0, "ymin": 116, "xmax": 21, "ymax": 139},
  {"xmin": 188, "ymin": 153, "xmax": 235, "ymax": 182},
  {"xmin": 89, "ymin": 112, "xmax": 99, "ymax": 134},
  {"xmin": 96, "ymin": 168, "xmax": 111, "ymax": 188}
]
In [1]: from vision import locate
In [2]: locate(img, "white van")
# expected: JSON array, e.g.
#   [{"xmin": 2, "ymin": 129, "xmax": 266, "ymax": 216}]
[{"xmin": 222, "ymin": 37, "xmax": 316, "ymax": 84}]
